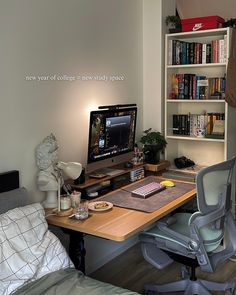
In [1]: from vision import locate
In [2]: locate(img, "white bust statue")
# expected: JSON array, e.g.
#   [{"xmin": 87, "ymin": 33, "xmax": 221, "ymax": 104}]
[{"xmin": 36, "ymin": 133, "xmax": 60, "ymax": 208}]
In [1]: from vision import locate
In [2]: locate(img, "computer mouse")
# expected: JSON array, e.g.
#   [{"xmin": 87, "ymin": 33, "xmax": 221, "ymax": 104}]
[{"xmin": 160, "ymin": 180, "xmax": 175, "ymax": 187}]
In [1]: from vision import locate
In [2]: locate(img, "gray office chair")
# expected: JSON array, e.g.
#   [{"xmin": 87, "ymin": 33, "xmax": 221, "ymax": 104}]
[{"xmin": 139, "ymin": 157, "xmax": 236, "ymax": 295}]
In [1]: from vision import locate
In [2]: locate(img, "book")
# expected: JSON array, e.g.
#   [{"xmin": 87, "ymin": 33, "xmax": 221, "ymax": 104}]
[
  {"xmin": 219, "ymin": 39, "xmax": 225, "ymax": 63},
  {"xmin": 196, "ymin": 76, "xmax": 207, "ymax": 99},
  {"xmin": 212, "ymin": 39, "xmax": 219, "ymax": 63},
  {"xmin": 189, "ymin": 42, "xmax": 195, "ymax": 64},
  {"xmin": 224, "ymin": 34, "xmax": 227, "ymax": 63},
  {"xmin": 212, "ymin": 120, "xmax": 225, "ymax": 135},
  {"xmin": 175, "ymin": 40, "xmax": 181, "ymax": 65},
  {"xmin": 181, "ymin": 41, "xmax": 188, "ymax": 64},
  {"xmin": 161, "ymin": 170, "xmax": 195, "ymax": 182},
  {"xmin": 168, "ymin": 39, "xmax": 173, "ymax": 65},
  {"xmin": 202, "ymin": 43, "xmax": 207, "ymax": 64},
  {"xmin": 206, "ymin": 43, "xmax": 212, "ymax": 63},
  {"xmin": 184, "ymin": 74, "xmax": 190, "ymax": 99},
  {"xmin": 196, "ymin": 43, "xmax": 202, "ymax": 64},
  {"xmin": 170, "ymin": 74, "xmax": 178, "ymax": 99},
  {"xmin": 172, "ymin": 40, "xmax": 177, "ymax": 65},
  {"xmin": 172, "ymin": 114, "xmax": 180, "ymax": 134},
  {"xmin": 162, "ymin": 164, "xmax": 206, "ymax": 182},
  {"xmin": 178, "ymin": 74, "xmax": 184, "ymax": 99},
  {"xmin": 168, "ymin": 164, "xmax": 205, "ymax": 175},
  {"xmin": 190, "ymin": 114, "xmax": 198, "ymax": 137}
]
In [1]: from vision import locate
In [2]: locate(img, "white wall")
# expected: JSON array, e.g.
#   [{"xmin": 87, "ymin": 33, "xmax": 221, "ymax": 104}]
[
  {"xmin": 143, "ymin": 0, "xmax": 175, "ymax": 133},
  {"xmin": 0, "ymin": 0, "xmax": 143, "ymax": 202},
  {"xmin": 0, "ymin": 0, "xmax": 176, "ymax": 273}
]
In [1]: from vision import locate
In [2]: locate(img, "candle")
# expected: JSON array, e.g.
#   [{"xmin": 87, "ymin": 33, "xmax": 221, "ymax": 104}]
[{"xmin": 60, "ymin": 195, "xmax": 71, "ymax": 210}]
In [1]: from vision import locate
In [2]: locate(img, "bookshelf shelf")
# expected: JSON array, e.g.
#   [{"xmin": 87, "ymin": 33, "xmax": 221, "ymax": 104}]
[
  {"xmin": 166, "ymin": 135, "xmax": 225, "ymax": 143},
  {"xmin": 167, "ymin": 63, "xmax": 226, "ymax": 69},
  {"xmin": 167, "ymin": 99, "xmax": 225, "ymax": 103},
  {"xmin": 168, "ymin": 28, "xmax": 228, "ymax": 39},
  {"xmin": 164, "ymin": 27, "xmax": 236, "ymax": 168}
]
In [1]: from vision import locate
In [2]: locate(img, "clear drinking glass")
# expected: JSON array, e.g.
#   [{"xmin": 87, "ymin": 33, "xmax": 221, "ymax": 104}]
[
  {"xmin": 70, "ymin": 191, "xmax": 81, "ymax": 208},
  {"xmin": 75, "ymin": 199, "xmax": 89, "ymax": 220}
]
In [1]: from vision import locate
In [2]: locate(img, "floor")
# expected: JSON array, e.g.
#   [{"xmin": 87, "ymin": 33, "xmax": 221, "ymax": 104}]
[{"xmin": 90, "ymin": 242, "xmax": 236, "ymax": 295}]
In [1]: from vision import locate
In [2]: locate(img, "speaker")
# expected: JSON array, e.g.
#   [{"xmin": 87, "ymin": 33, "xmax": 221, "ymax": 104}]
[{"xmin": 74, "ymin": 167, "xmax": 85, "ymax": 184}]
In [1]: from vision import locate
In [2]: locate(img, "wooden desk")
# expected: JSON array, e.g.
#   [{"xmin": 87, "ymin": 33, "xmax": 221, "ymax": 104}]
[{"xmin": 46, "ymin": 177, "xmax": 196, "ymax": 272}]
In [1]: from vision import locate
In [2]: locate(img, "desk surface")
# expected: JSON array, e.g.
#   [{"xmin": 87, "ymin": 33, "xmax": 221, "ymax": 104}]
[{"xmin": 46, "ymin": 177, "xmax": 196, "ymax": 242}]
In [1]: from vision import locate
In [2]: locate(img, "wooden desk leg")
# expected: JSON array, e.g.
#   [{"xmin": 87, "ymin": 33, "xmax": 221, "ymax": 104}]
[{"xmin": 63, "ymin": 229, "xmax": 86, "ymax": 273}]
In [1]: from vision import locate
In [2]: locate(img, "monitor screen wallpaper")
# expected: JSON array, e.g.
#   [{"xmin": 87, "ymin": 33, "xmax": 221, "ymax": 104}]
[{"xmin": 87, "ymin": 107, "xmax": 137, "ymax": 164}]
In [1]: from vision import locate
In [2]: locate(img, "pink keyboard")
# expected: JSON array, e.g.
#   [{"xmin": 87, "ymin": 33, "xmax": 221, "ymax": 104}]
[{"xmin": 131, "ymin": 182, "xmax": 166, "ymax": 199}]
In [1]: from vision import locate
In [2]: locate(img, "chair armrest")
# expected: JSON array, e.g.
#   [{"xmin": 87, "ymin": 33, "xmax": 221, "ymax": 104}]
[
  {"xmin": 157, "ymin": 221, "xmax": 199, "ymax": 253},
  {"xmin": 189, "ymin": 202, "xmax": 225, "ymax": 234}
]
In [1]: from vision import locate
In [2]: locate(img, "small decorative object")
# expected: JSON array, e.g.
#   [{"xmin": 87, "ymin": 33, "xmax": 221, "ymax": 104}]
[
  {"xmin": 224, "ymin": 18, "xmax": 236, "ymax": 28},
  {"xmin": 36, "ymin": 134, "xmax": 82, "ymax": 210},
  {"xmin": 196, "ymin": 128, "xmax": 206, "ymax": 138},
  {"xmin": 36, "ymin": 133, "xmax": 60, "ymax": 208},
  {"xmin": 140, "ymin": 128, "xmax": 167, "ymax": 164},
  {"xmin": 165, "ymin": 15, "xmax": 181, "ymax": 33},
  {"xmin": 132, "ymin": 143, "xmax": 143, "ymax": 165}
]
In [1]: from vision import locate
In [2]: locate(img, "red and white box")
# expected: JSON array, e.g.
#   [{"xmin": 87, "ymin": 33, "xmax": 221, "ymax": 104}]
[{"xmin": 181, "ymin": 16, "xmax": 225, "ymax": 32}]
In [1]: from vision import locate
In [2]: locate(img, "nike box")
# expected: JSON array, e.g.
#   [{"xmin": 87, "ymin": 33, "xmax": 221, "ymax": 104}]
[{"xmin": 181, "ymin": 16, "xmax": 224, "ymax": 32}]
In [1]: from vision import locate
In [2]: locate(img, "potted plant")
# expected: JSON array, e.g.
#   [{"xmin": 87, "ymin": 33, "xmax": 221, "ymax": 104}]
[
  {"xmin": 165, "ymin": 15, "xmax": 181, "ymax": 33},
  {"xmin": 140, "ymin": 128, "xmax": 167, "ymax": 164}
]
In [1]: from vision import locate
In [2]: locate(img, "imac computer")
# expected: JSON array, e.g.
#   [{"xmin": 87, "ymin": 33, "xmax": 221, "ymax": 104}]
[{"xmin": 86, "ymin": 106, "xmax": 137, "ymax": 174}]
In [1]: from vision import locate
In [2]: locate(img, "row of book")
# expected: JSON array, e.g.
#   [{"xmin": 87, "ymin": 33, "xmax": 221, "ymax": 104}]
[
  {"xmin": 168, "ymin": 37, "xmax": 227, "ymax": 65},
  {"xmin": 172, "ymin": 113, "xmax": 225, "ymax": 137},
  {"xmin": 169, "ymin": 74, "xmax": 226, "ymax": 100}
]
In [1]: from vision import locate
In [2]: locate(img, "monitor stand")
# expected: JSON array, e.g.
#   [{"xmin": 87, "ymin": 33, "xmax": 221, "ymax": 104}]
[{"xmin": 93, "ymin": 167, "xmax": 125, "ymax": 177}]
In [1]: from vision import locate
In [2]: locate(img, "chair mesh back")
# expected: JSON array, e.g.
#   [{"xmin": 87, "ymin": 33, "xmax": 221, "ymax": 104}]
[
  {"xmin": 202, "ymin": 170, "xmax": 229, "ymax": 206},
  {"xmin": 189, "ymin": 158, "xmax": 236, "ymax": 253},
  {"xmin": 196, "ymin": 158, "xmax": 235, "ymax": 214}
]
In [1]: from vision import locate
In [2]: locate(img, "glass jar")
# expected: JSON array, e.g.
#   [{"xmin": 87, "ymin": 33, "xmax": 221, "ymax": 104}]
[{"xmin": 60, "ymin": 195, "xmax": 71, "ymax": 210}]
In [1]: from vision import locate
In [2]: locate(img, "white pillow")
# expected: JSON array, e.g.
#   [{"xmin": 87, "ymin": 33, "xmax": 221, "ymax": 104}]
[{"xmin": 0, "ymin": 203, "xmax": 73, "ymax": 295}]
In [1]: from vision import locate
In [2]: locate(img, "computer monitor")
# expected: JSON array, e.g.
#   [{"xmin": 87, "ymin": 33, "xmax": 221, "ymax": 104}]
[{"xmin": 87, "ymin": 106, "xmax": 137, "ymax": 173}]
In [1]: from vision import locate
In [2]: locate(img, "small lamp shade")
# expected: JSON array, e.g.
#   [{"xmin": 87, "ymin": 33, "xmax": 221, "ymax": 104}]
[{"xmin": 57, "ymin": 161, "xmax": 82, "ymax": 179}]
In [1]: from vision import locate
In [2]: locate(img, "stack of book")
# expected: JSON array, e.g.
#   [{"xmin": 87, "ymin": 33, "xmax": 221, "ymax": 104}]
[
  {"xmin": 208, "ymin": 77, "xmax": 226, "ymax": 99},
  {"xmin": 172, "ymin": 113, "xmax": 225, "ymax": 138},
  {"xmin": 169, "ymin": 74, "xmax": 226, "ymax": 100},
  {"xmin": 162, "ymin": 165, "xmax": 205, "ymax": 183},
  {"xmin": 168, "ymin": 37, "xmax": 227, "ymax": 65}
]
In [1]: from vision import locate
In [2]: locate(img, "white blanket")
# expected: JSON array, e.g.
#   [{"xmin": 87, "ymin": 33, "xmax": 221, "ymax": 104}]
[{"xmin": 0, "ymin": 203, "xmax": 73, "ymax": 295}]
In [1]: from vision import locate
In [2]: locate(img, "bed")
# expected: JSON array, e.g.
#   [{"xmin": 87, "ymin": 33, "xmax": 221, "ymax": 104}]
[{"xmin": 0, "ymin": 171, "xmax": 139, "ymax": 295}]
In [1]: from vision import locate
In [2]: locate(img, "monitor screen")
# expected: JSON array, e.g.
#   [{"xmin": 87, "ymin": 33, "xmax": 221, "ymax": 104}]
[{"xmin": 87, "ymin": 107, "xmax": 137, "ymax": 164}]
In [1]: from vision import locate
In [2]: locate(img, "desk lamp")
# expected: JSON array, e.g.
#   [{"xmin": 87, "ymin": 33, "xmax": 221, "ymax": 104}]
[{"xmin": 56, "ymin": 161, "xmax": 82, "ymax": 211}]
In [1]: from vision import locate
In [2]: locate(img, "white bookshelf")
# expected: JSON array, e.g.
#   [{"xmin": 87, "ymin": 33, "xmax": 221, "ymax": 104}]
[{"xmin": 164, "ymin": 28, "xmax": 236, "ymax": 168}]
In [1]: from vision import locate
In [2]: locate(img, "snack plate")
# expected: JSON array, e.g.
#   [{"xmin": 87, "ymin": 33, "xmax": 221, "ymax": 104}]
[{"xmin": 88, "ymin": 201, "xmax": 113, "ymax": 212}]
